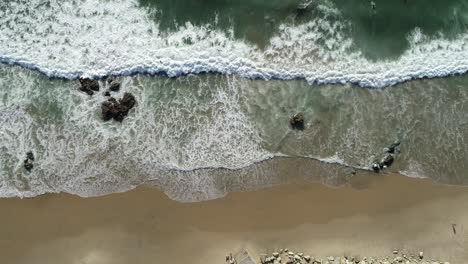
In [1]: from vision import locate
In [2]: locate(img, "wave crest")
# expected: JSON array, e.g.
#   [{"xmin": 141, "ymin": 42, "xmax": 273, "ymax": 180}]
[{"xmin": 0, "ymin": 0, "xmax": 467, "ymax": 87}]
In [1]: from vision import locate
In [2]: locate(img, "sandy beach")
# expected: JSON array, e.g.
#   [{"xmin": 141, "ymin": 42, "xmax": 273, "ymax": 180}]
[{"xmin": 0, "ymin": 172, "xmax": 467, "ymax": 264}]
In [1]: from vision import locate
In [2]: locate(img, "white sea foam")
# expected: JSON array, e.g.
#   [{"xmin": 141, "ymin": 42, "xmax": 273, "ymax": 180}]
[
  {"xmin": 0, "ymin": 66, "xmax": 273, "ymax": 199},
  {"xmin": 0, "ymin": 0, "xmax": 467, "ymax": 200},
  {"xmin": 0, "ymin": 0, "xmax": 467, "ymax": 88},
  {"xmin": 399, "ymin": 161, "xmax": 428, "ymax": 179}
]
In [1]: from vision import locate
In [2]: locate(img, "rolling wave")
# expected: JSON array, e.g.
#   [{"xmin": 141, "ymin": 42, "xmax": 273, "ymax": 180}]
[{"xmin": 0, "ymin": 0, "xmax": 467, "ymax": 88}]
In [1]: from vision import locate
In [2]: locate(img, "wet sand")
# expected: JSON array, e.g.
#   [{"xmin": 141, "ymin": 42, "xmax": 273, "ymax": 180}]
[{"xmin": 0, "ymin": 172, "xmax": 467, "ymax": 264}]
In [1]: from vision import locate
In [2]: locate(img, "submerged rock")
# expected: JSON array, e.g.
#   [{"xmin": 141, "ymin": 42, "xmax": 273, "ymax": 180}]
[
  {"xmin": 290, "ymin": 113, "xmax": 305, "ymax": 130},
  {"xmin": 384, "ymin": 141, "xmax": 401, "ymax": 154},
  {"xmin": 296, "ymin": 0, "xmax": 313, "ymax": 17},
  {"xmin": 78, "ymin": 78, "xmax": 100, "ymax": 95},
  {"xmin": 101, "ymin": 92, "xmax": 136, "ymax": 122}
]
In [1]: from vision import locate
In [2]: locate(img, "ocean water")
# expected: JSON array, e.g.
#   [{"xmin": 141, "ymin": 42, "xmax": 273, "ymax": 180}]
[{"xmin": 0, "ymin": 0, "xmax": 467, "ymax": 201}]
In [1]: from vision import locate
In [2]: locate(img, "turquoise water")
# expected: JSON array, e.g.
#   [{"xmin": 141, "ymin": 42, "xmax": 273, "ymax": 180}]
[{"xmin": 0, "ymin": 0, "xmax": 467, "ymax": 200}]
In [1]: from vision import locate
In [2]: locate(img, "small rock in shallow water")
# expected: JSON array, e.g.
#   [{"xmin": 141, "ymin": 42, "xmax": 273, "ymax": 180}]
[
  {"xmin": 372, "ymin": 162, "xmax": 381, "ymax": 173},
  {"xmin": 290, "ymin": 113, "xmax": 305, "ymax": 130},
  {"xmin": 26, "ymin": 151, "xmax": 34, "ymax": 161},
  {"xmin": 23, "ymin": 151, "xmax": 35, "ymax": 171},
  {"xmin": 109, "ymin": 81, "xmax": 121, "ymax": 92},
  {"xmin": 24, "ymin": 160, "xmax": 33, "ymax": 171}
]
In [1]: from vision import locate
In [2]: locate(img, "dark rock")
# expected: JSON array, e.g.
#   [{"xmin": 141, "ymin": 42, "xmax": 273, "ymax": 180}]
[
  {"xmin": 372, "ymin": 161, "xmax": 380, "ymax": 173},
  {"xmin": 109, "ymin": 81, "xmax": 121, "ymax": 92},
  {"xmin": 379, "ymin": 154, "xmax": 394, "ymax": 168},
  {"xmin": 23, "ymin": 151, "xmax": 35, "ymax": 171},
  {"xmin": 119, "ymin": 92, "xmax": 136, "ymax": 109},
  {"xmin": 26, "ymin": 151, "xmax": 34, "ymax": 161},
  {"xmin": 80, "ymin": 87, "xmax": 94, "ymax": 96},
  {"xmin": 24, "ymin": 159, "xmax": 33, "ymax": 171},
  {"xmin": 385, "ymin": 141, "xmax": 401, "ymax": 154},
  {"xmin": 296, "ymin": 0, "xmax": 312, "ymax": 16},
  {"xmin": 101, "ymin": 92, "xmax": 136, "ymax": 122},
  {"xmin": 79, "ymin": 78, "xmax": 100, "ymax": 95},
  {"xmin": 290, "ymin": 113, "xmax": 305, "ymax": 130}
]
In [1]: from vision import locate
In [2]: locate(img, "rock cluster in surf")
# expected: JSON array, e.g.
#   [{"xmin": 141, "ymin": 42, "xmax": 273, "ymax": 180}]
[
  {"xmin": 227, "ymin": 248, "xmax": 449, "ymax": 264},
  {"xmin": 371, "ymin": 141, "xmax": 401, "ymax": 173},
  {"xmin": 101, "ymin": 92, "xmax": 136, "ymax": 122},
  {"xmin": 78, "ymin": 78, "xmax": 136, "ymax": 122}
]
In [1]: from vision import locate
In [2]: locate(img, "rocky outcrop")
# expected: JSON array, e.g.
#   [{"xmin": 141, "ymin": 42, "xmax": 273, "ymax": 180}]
[
  {"xmin": 78, "ymin": 78, "xmax": 100, "ymax": 95},
  {"xmin": 290, "ymin": 113, "xmax": 305, "ymax": 130},
  {"xmin": 101, "ymin": 92, "xmax": 136, "ymax": 122}
]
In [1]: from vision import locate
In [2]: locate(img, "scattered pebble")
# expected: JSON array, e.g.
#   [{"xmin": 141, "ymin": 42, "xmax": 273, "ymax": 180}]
[{"xmin": 232, "ymin": 249, "xmax": 446, "ymax": 264}]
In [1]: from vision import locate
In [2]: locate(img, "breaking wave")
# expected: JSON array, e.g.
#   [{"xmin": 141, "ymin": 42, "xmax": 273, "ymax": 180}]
[{"xmin": 0, "ymin": 0, "xmax": 467, "ymax": 88}]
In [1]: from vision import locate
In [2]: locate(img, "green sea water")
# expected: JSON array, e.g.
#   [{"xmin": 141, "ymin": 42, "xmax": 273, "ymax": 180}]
[{"xmin": 140, "ymin": 0, "xmax": 468, "ymax": 58}]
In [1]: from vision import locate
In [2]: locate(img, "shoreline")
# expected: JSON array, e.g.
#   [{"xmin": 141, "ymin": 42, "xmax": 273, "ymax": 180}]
[{"xmin": 0, "ymin": 173, "xmax": 467, "ymax": 264}]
